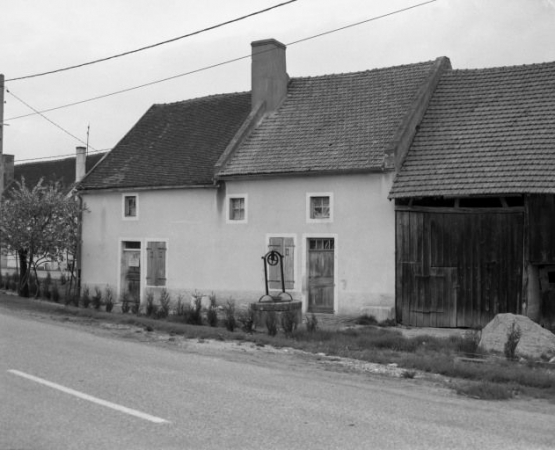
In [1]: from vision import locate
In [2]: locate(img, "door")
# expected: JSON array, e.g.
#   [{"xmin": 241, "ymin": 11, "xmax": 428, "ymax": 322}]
[
  {"xmin": 121, "ymin": 241, "xmax": 141, "ymax": 302},
  {"xmin": 308, "ymin": 238, "xmax": 335, "ymax": 313}
]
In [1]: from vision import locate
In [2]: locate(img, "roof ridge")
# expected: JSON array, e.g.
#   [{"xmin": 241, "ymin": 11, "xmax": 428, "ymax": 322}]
[
  {"xmin": 290, "ymin": 59, "xmax": 440, "ymax": 82},
  {"xmin": 450, "ymin": 60, "xmax": 555, "ymax": 74},
  {"xmin": 153, "ymin": 90, "xmax": 249, "ymax": 107}
]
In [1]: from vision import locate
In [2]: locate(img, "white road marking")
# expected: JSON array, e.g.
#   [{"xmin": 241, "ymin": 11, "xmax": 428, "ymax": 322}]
[{"xmin": 8, "ymin": 369, "xmax": 169, "ymax": 424}]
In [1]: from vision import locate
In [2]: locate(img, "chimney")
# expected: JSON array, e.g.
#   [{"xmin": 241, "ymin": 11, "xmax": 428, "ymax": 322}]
[
  {"xmin": 2, "ymin": 154, "xmax": 13, "ymax": 189},
  {"xmin": 75, "ymin": 146, "xmax": 86, "ymax": 182},
  {"xmin": 251, "ymin": 39, "xmax": 288, "ymax": 113}
]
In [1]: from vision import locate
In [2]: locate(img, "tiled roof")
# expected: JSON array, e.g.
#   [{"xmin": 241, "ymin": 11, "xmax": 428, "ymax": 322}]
[
  {"xmin": 79, "ymin": 92, "xmax": 251, "ymax": 190},
  {"xmin": 8, "ymin": 153, "xmax": 105, "ymax": 192},
  {"xmin": 390, "ymin": 61, "xmax": 555, "ymax": 198},
  {"xmin": 217, "ymin": 61, "xmax": 438, "ymax": 177}
]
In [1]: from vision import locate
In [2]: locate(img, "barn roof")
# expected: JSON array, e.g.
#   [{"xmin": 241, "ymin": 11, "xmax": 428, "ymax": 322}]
[{"xmin": 389, "ymin": 61, "xmax": 555, "ymax": 198}]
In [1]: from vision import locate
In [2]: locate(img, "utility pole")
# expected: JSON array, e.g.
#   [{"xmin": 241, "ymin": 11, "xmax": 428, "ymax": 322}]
[{"xmin": 0, "ymin": 74, "xmax": 4, "ymax": 198}]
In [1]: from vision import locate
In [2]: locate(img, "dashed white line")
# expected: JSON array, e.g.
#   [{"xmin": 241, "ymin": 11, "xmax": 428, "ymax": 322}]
[{"xmin": 8, "ymin": 369, "xmax": 169, "ymax": 424}]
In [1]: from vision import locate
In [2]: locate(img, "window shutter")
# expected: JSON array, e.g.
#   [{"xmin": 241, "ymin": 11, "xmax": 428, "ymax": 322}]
[
  {"xmin": 147, "ymin": 241, "xmax": 167, "ymax": 287},
  {"xmin": 268, "ymin": 237, "xmax": 282, "ymax": 289},
  {"xmin": 267, "ymin": 237, "xmax": 294, "ymax": 290}
]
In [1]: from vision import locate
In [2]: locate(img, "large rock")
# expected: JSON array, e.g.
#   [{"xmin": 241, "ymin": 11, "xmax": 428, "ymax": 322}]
[{"xmin": 478, "ymin": 313, "xmax": 555, "ymax": 360}]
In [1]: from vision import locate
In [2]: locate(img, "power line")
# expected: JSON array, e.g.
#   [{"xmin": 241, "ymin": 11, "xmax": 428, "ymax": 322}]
[
  {"xmin": 15, "ymin": 148, "xmax": 109, "ymax": 164},
  {"xmin": 5, "ymin": 0, "xmax": 298, "ymax": 82},
  {"xmin": 5, "ymin": 0, "xmax": 437, "ymax": 122},
  {"xmin": 6, "ymin": 88, "xmax": 97, "ymax": 151}
]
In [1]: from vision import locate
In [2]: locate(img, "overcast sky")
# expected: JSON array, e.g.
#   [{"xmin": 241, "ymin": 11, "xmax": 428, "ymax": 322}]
[{"xmin": 2, "ymin": 0, "xmax": 555, "ymax": 163}]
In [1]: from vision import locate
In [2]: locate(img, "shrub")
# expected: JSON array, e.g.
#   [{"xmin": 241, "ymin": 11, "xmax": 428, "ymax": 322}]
[
  {"xmin": 281, "ymin": 309, "xmax": 298, "ymax": 335},
  {"xmin": 187, "ymin": 291, "xmax": 203, "ymax": 325},
  {"xmin": 10, "ymin": 272, "xmax": 19, "ymax": 291},
  {"xmin": 60, "ymin": 272, "xmax": 67, "ymax": 285},
  {"xmin": 92, "ymin": 287, "xmax": 102, "ymax": 310},
  {"xmin": 51, "ymin": 283, "xmax": 60, "ymax": 303},
  {"xmin": 131, "ymin": 299, "xmax": 141, "ymax": 315},
  {"xmin": 206, "ymin": 293, "xmax": 218, "ymax": 327},
  {"xmin": 266, "ymin": 310, "xmax": 278, "ymax": 336},
  {"xmin": 305, "ymin": 313, "xmax": 319, "ymax": 333},
  {"xmin": 223, "ymin": 299, "xmax": 236, "ymax": 332},
  {"xmin": 504, "ymin": 322, "xmax": 521, "ymax": 360},
  {"xmin": 174, "ymin": 294, "xmax": 188, "ymax": 321},
  {"xmin": 145, "ymin": 291, "xmax": 157, "ymax": 317},
  {"xmin": 355, "ymin": 313, "xmax": 378, "ymax": 326},
  {"xmin": 104, "ymin": 286, "xmax": 114, "ymax": 313},
  {"xmin": 43, "ymin": 272, "xmax": 52, "ymax": 299},
  {"xmin": 238, "ymin": 303, "xmax": 256, "ymax": 334},
  {"xmin": 80, "ymin": 286, "xmax": 91, "ymax": 308},
  {"xmin": 121, "ymin": 293, "xmax": 131, "ymax": 314},
  {"xmin": 159, "ymin": 289, "xmax": 171, "ymax": 319}
]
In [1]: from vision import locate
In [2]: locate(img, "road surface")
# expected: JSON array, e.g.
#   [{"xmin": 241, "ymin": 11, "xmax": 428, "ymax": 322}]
[{"xmin": 1, "ymin": 304, "xmax": 554, "ymax": 450}]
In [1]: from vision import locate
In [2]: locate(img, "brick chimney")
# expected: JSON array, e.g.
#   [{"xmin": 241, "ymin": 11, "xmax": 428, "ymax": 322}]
[
  {"xmin": 251, "ymin": 39, "xmax": 288, "ymax": 113},
  {"xmin": 75, "ymin": 146, "xmax": 86, "ymax": 182}
]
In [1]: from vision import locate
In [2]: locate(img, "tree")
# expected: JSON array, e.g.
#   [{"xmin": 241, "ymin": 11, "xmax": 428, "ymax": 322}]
[{"xmin": 0, "ymin": 178, "xmax": 85, "ymax": 297}]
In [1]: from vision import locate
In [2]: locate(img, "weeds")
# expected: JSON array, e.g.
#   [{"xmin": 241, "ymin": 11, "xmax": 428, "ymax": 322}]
[
  {"xmin": 92, "ymin": 287, "xmax": 102, "ymax": 310},
  {"xmin": 355, "ymin": 314, "xmax": 377, "ymax": 326},
  {"xmin": 265, "ymin": 310, "xmax": 278, "ymax": 336},
  {"xmin": 305, "ymin": 313, "xmax": 319, "ymax": 333},
  {"xmin": 159, "ymin": 289, "xmax": 171, "ymax": 319},
  {"xmin": 281, "ymin": 309, "xmax": 298, "ymax": 335},
  {"xmin": 188, "ymin": 291, "xmax": 203, "ymax": 325},
  {"xmin": 43, "ymin": 272, "xmax": 52, "ymax": 300},
  {"xmin": 51, "ymin": 283, "xmax": 60, "ymax": 303},
  {"xmin": 238, "ymin": 303, "xmax": 256, "ymax": 334},
  {"xmin": 145, "ymin": 291, "xmax": 157, "ymax": 317},
  {"xmin": 455, "ymin": 381, "xmax": 517, "ymax": 400},
  {"xmin": 174, "ymin": 294, "xmax": 188, "ymax": 321},
  {"xmin": 223, "ymin": 299, "xmax": 236, "ymax": 332},
  {"xmin": 131, "ymin": 299, "xmax": 141, "ymax": 315},
  {"xmin": 104, "ymin": 286, "xmax": 114, "ymax": 313},
  {"xmin": 121, "ymin": 293, "xmax": 131, "ymax": 314},
  {"xmin": 504, "ymin": 322, "xmax": 522, "ymax": 360},
  {"xmin": 80, "ymin": 286, "xmax": 91, "ymax": 308},
  {"xmin": 206, "ymin": 293, "xmax": 218, "ymax": 327}
]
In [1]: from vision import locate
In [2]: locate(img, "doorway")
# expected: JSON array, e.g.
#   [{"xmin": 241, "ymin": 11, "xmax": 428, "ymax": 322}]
[{"xmin": 307, "ymin": 238, "xmax": 335, "ymax": 313}]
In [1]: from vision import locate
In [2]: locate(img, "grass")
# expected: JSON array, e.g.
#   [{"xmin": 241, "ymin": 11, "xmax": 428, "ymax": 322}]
[{"xmin": 2, "ymin": 292, "xmax": 554, "ymax": 401}]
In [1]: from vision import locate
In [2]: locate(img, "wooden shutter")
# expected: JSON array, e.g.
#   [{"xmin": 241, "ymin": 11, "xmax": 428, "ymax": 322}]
[
  {"xmin": 268, "ymin": 237, "xmax": 294, "ymax": 290},
  {"xmin": 147, "ymin": 241, "xmax": 167, "ymax": 286}
]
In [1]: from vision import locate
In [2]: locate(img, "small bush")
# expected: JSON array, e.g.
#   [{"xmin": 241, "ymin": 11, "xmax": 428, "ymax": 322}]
[
  {"xmin": 238, "ymin": 304, "xmax": 256, "ymax": 334},
  {"xmin": 159, "ymin": 289, "xmax": 171, "ymax": 319},
  {"xmin": 379, "ymin": 318, "xmax": 397, "ymax": 327},
  {"xmin": 60, "ymin": 272, "xmax": 67, "ymax": 285},
  {"xmin": 80, "ymin": 286, "xmax": 91, "ymax": 308},
  {"xmin": 504, "ymin": 322, "xmax": 521, "ymax": 360},
  {"xmin": 174, "ymin": 294, "xmax": 188, "ymax": 321},
  {"xmin": 355, "ymin": 314, "xmax": 378, "ymax": 326},
  {"xmin": 92, "ymin": 287, "xmax": 102, "ymax": 310},
  {"xmin": 266, "ymin": 310, "xmax": 278, "ymax": 337},
  {"xmin": 281, "ymin": 309, "xmax": 298, "ymax": 335},
  {"xmin": 305, "ymin": 313, "xmax": 319, "ymax": 333},
  {"xmin": 223, "ymin": 299, "xmax": 236, "ymax": 332},
  {"xmin": 43, "ymin": 272, "xmax": 52, "ymax": 299},
  {"xmin": 51, "ymin": 283, "xmax": 60, "ymax": 303},
  {"xmin": 206, "ymin": 293, "xmax": 218, "ymax": 327},
  {"xmin": 131, "ymin": 299, "xmax": 141, "ymax": 315},
  {"xmin": 121, "ymin": 293, "xmax": 131, "ymax": 314},
  {"xmin": 145, "ymin": 291, "xmax": 157, "ymax": 317},
  {"xmin": 104, "ymin": 286, "xmax": 114, "ymax": 312},
  {"xmin": 402, "ymin": 370, "xmax": 417, "ymax": 379},
  {"xmin": 187, "ymin": 291, "xmax": 203, "ymax": 325}
]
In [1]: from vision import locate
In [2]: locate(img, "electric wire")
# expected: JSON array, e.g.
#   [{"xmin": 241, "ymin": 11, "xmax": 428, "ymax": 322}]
[
  {"xmin": 5, "ymin": 0, "xmax": 437, "ymax": 122},
  {"xmin": 5, "ymin": 0, "xmax": 298, "ymax": 82}
]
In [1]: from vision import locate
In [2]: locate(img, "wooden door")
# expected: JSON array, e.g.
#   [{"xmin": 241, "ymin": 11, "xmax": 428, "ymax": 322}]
[
  {"xmin": 308, "ymin": 238, "xmax": 334, "ymax": 313},
  {"xmin": 396, "ymin": 210, "xmax": 523, "ymax": 328},
  {"xmin": 121, "ymin": 242, "xmax": 141, "ymax": 302}
]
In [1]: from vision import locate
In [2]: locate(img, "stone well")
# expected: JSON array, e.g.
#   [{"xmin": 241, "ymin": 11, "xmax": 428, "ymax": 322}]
[{"xmin": 251, "ymin": 300, "xmax": 302, "ymax": 331}]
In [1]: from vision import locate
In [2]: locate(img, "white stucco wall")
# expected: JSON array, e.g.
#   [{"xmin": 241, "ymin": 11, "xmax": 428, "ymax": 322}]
[{"xmin": 80, "ymin": 172, "xmax": 396, "ymax": 317}]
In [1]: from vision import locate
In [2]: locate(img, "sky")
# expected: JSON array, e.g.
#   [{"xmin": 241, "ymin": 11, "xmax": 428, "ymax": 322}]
[{"xmin": 2, "ymin": 0, "xmax": 555, "ymax": 164}]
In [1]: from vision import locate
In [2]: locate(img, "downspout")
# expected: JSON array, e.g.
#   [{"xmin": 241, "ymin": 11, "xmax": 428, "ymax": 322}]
[{"xmin": 74, "ymin": 146, "xmax": 86, "ymax": 298}]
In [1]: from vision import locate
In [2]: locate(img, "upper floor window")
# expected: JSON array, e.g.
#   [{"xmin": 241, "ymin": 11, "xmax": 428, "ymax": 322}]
[
  {"xmin": 123, "ymin": 194, "xmax": 138, "ymax": 219},
  {"xmin": 226, "ymin": 195, "xmax": 248, "ymax": 224},
  {"xmin": 307, "ymin": 193, "xmax": 333, "ymax": 223}
]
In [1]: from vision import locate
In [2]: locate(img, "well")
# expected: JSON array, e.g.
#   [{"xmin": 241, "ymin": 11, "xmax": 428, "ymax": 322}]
[{"xmin": 251, "ymin": 300, "xmax": 302, "ymax": 331}]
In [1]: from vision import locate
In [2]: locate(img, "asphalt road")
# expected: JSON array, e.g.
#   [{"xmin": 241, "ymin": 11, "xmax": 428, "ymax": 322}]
[{"xmin": 1, "ymin": 306, "xmax": 554, "ymax": 450}]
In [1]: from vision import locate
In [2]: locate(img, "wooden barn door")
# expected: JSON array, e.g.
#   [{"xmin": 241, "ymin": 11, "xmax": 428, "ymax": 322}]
[
  {"xmin": 308, "ymin": 238, "xmax": 335, "ymax": 313},
  {"xmin": 396, "ymin": 210, "xmax": 523, "ymax": 328}
]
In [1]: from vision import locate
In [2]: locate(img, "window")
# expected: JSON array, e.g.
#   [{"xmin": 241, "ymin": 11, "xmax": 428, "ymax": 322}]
[
  {"xmin": 267, "ymin": 237, "xmax": 295, "ymax": 290},
  {"xmin": 307, "ymin": 193, "xmax": 333, "ymax": 223},
  {"xmin": 226, "ymin": 195, "xmax": 248, "ymax": 223},
  {"xmin": 146, "ymin": 241, "xmax": 167, "ymax": 287},
  {"xmin": 123, "ymin": 194, "xmax": 138, "ymax": 219}
]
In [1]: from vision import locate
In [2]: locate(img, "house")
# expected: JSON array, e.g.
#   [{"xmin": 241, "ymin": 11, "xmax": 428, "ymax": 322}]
[
  {"xmin": 77, "ymin": 39, "xmax": 450, "ymax": 320},
  {"xmin": 389, "ymin": 61, "xmax": 555, "ymax": 328},
  {"xmin": 1, "ymin": 148, "xmax": 105, "ymax": 272}
]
